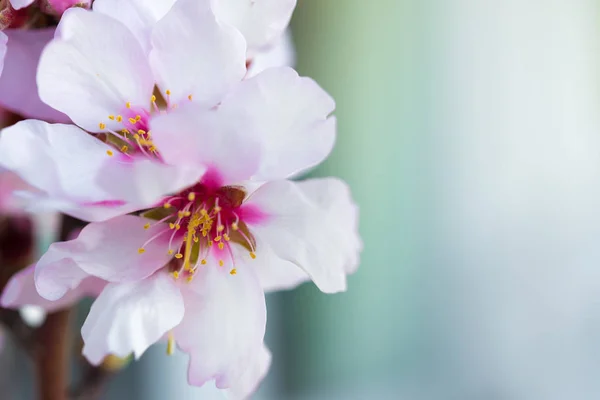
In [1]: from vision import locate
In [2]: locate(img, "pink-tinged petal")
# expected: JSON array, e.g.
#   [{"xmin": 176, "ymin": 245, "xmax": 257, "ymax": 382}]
[
  {"xmin": 246, "ymin": 178, "xmax": 361, "ymax": 294},
  {"xmin": 174, "ymin": 264, "xmax": 266, "ymax": 390},
  {"xmin": 247, "ymin": 30, "xmax": 295, "ymax": 78},
  {"xmin": 150, "ymin": 104, "xmax": 261, "ymax": 184},
  {"xmin": 93, "ymin": 0, "xmax": 176, "ymax": 54},
  {"xmin": 81, "ymin": 272, "xmax": 184, "ymax": 365},
  {"xmin": 225, "ymin": 344, "xmax": 271, "ymax": 399},
  {"xmin": 0, "ymin": 168, "xmax": 34, "ymax": 213},
  {"xmin": 238, "ymin": 233, "xmax": 309, "ymax": 292},
  {"xmin": 38, "ymin": 8, "xmax": 154, "ymax": 132},
  {"xmin": 44, "ymin": 0, "xmax": 91, "ymax": 16},
  {"xmin": 219, "ymin": 67, "xmax": 336, "ymax": 180},
  {"xmin": 9, "ymin": 0, "xmax": 34, "ymax": 10},
  {"xmin": 1, "ymin": 264, "xmax": 105, "ymax": 312},
  {"xmin": 149, "ymin": 0, "xmax": 246, "ymax": 106},
  {"xmin": 0, "ymin": 31, "xmax": 6, "ymax": 77},
  {"xmin": 212, "ymin": 0, "xmax": 296, "ymax": 52},
  {"xmin": 35, "ymin": 215, "xmax": 181, "ymax": 301},
  {"xmin": 97, "ymin": 156, "xmax": 204, "ymax": 206},
  {"xmin": 0, "ymin": 29, "xmax": 69, "ymax": 122},
  {"xmin": 0, "ymin": 120, "xmax": 140, "ymax": 221}
]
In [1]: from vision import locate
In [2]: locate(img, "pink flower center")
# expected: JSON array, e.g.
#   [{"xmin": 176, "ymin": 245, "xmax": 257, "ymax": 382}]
[{"xmin": 138, "ymin": 170, "xmax": 265, "ymax": 281}]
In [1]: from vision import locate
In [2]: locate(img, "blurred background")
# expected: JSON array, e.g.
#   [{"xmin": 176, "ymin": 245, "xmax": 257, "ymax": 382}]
[{"xmin": 6, "ymin": 0, "xmax": 600, "ymax": 398}]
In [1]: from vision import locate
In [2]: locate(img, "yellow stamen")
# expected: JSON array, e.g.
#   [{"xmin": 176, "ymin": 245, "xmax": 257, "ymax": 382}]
[
  {"xmin": 200, "ymin": 259, "xmax": 207, "ymax": 265},
  {"xmin": 126, "ymin": 102, "xmax": 131, "ymax": 109},
  {"xmin": 143, "ymin": 223, "xmax": 151, "ymax": 230},
  {"xmin": 169, "ymin": 223, "xmax": 175, "ymax": 229},
  {"xmin": 135, "ymin": 115, "xmax": 141, "ymax": 121},
  {"xmin": 217, "ymin": 225, "xmax": 224, "ymax": 232},
  {"xmin": 128, "ymin": 117, "xmax": 136, "ymax": 124},
  {"xmin": 174, "ymin": 253, "xmax": 183, "ymax": 259},
  {"xmin": 164, "ymin": 203, "xmax": 172, "ymax": 209},
  {"xmin": 250, "ymin": 252, "xmax": 256, "ymax": 259},
  {"xmin": 108, "ymin": 115, "xmax": 115, "ymax": 120},
  {"xmin": 172, "ymin": 271, "xmax": 180, "ymax": 279},
  {"xmin": 151, "ymin": 95, "xmax": 156, "ymax": 102},
  {"xmin": 215, "ymin": 236, "xmax": 221, "ymax": 242},
  {"xmin": 188, "ymin": 193, "xmax": 196, "ymax": 201},
  {"xmin": 230, "ymin": 269, "xmax": 237, "ymax": 275},
  {"xmin": 116, "ymin": 115, "xmax": 123, "ymax": 122},
  {"xmin": 231, "ymin": 223, "xmax": 239, "ymax": 231},
  {"xmin": 183, "ymin": 230, "xmax": 194, "ymax": 270},
  {"xmin": 166, "ymin": 89, "xmax": 171, "ymax": 96},
  {"xmin": 218, "ymin": 242, "xmax": 224, "ymax": 250},
  {"xmin": 223, "ymin": 234, "xmax": 230, "ymax": 241},
  {"xmin": 167, "ymin": 332, "xmax": 175, "ymax": 355},
  {"xmin": 138, "ymin": 248, "xmax": 145, "ymax": 254},
  {"xmin": 121, "ymin": 145, "xmax": 128, "ymax": 152},
  {"xmin": 99, "ymin": 122, "xmax": 106, "ymax": 130},
  {"xmin": 138, "ymin": 129, "xmax": 146, "ymax": 135},
  {"xmin": 219, "ymin": 260, "xmax": 224, "ymax": 267},
  {"xmin": 168, "ymin": 249, "xmax": 174, "ymax": 255},
  {"xmin": 106, "ymin": 150, "xmax": 114, "ymax": 157},
  {"xmin": 188, "ymin": 94, "xmax": 193, "ymax": 101}
]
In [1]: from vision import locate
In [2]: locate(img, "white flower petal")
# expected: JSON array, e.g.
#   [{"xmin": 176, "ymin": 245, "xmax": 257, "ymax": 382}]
[
  {"xmin": 82, "ymin": 272, "xmax": 184, "ymax": 365},
  {"xmin": 38, "ymin": 8, "xmax": 154, "ymax": 132},
  {"xmin": 247, "ymin": 30, "xmax": 295, "ymax": 78},
  {"xmin": 93, "ymin": 0, "xmax": 176, "ymax": 54},
  {"xmin": 1, "ymin": 264, "xmax": 105, "ymax": 312},
  {"xmin": 219, "ymin": 67, "xmax": 336, "ymax": 180},
  {"xmin": 0, "ymin": 120, "xmax": 141, "ymax": 221},
  {"xmin": 247, "ymin": 178, "xmax": 361, "ymax": 293},
  {"xmin": 225, "ymin": 344, "xmax": 271, "ymax": 399},
  {"xmin": 0, "ymin": 29, "xmax": 69, "ymax": 122},
  {"xmin": 149, "ymin": 0, "xmax": 246, "ymax": 106},
  {"xmin": 174, "ymin": 264, "xmax": 266, "ymax": 390},
  {"xmin": 212, "ymin": 0, "xmax": 296, "ymax": 52},
  {"xmin": 9, "ymin": 0, "xmax": 34, "ymax": 10},
  {"xmin": 35, "ymin": 215, "xmax": 181, "ymax": 301},
  {"xmin": 150, "ymin": 104, "xmax": 261, "ymax": 184}
]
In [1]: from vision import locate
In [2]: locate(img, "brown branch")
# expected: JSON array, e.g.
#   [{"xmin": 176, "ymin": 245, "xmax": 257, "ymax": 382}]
[{"xmin": 35, "ymin": 309, "xmax": 71, "ymax": 400}]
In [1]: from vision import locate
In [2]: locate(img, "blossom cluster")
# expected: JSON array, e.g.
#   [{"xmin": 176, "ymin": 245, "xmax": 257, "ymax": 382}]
[{"xmin": 0, "ymin": 0, "xmax": 361, "ymax": 397}]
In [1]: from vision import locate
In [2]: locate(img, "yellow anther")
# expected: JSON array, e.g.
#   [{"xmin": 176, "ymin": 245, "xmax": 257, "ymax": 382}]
[
  {"xmin": 106, "ymin": 150, "xmax": 114, "ymax": 157},
  {"xmin": 186, "ymin": 275, "xmax": 194, "ymax": 283},
  {"xmin": 166, "ymin": 89, "xmax": 171, "ymax": 96},
  {"xmin": 168, "ymin": 249, "xmax": 174, "ymax": 255},
  {"xmin": 175, "ymin": 224, "xmax": 181, "ymax": 230},
  {"xmin": 149, "ymin": 146, "xmax": 157, "ymax": 152},
  {"xmin": 188, "ymin": 94, "xmax": 193, "ymax": 101},
  {"xmin": 121, "ymin": 129, "xmax": 129, "ymax": 135},
  {"xmin": 177, "ymin": 211, "xmax": 185, "ymax": 219},
  {"xmin": 219, "ymin": 260, "xmax": 224, "ymax": 267},
  {"xmin": 126, "ymin": 102, "xmax": 131, "ymax": 108},
  {"xmin": 169, "ymin": 223, "xmax": 175, "ymax": 229},
  {"xmin": 217, "ymin": 225, "xmax": 224, "ymax": 232},
  {"xmin": 173, "ymin": 271, "xmax": 180, "ymax": 279},
  {"xmin": 108, "ymin": 115, "xmax": 115, "ymax": 120},
  {"xmin": 201, "ymin": 259, "xmax": 207, "ymax": 265},
  {"xmin": 214, "ymin": 206, "xmax": 222, "ymax": 212},
  {"xmin": 135, "ymin": 115, "xmax": 141, "ymax": 121},
  {"xmin": 121, "ymin": 145, "xmax": 128, "ymax": 152},
  {"xmin": 175, "ymin": 253, "xmax": 183, "ymax": 259},
  {"xmin": 193, "ymin": 236, "xmax": 199, "ymax": 243},
  {"xmin": 188, "ymin": 193, "xmax": 196, "ymax": 201},
  {"xmin": 230, "ymin": 269, "xmax": 237, "ymax": 275},
  {"xmin": 129, "ymin": 117, "xmax": 137, "ymax": 124},
  {"xmin": 143, "ymin": 223, "xmax": 151, "ymax": 230},
  {"xmin": 208, "ymin": 240, "xmax": 214, "ymax": 247},
  {"xmin": 151, "ymin": 95, "xmax": 156, "ymax": 102},
  {"xmin": 223, "ymin": 233, "xmax": 230, "ymax": 241},
  {"xmin": 184, "ymin": 211, "xmax": 191, "ymax": 217},
  {"xmin": 133, "ymin": 134, "xmax": 140, "ymax": 140},
  {"xmin": 137, "ymin": 129, "xmax": 146, "ymax": 135},
  {"xmin": 218, "ymin": 242, "xmax": 224, "ymax": 250},
  {"xmin": 167, "ymin": 332, "xmax": 175, "ymax": 355},
  {"xmin": 138, "ymin": 248, "xmax": 146, "ymax": 254},
  {"xmin": 164, "ymin": 203, "xmax": 172, "ymax": 209},
  {"xmin": 250, "ymin": 252, "xmax": 256, "ymax": 259},
  {"xmin": 99, "ymin": 122, "xmax": 106, "ymax": 130},
  {"xmin": 214, "ymin": 236, "xmax": 221, "ymax": 242},
  {"xmin": 116, "ymin": 115, "xmax": 123, "ymax": 122}
]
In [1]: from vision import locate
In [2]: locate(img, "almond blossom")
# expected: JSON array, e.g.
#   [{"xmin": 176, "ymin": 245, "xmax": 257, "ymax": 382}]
[{"xmin": 0, "ymin": 0, "xmax": 360, "ymax": 397}]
